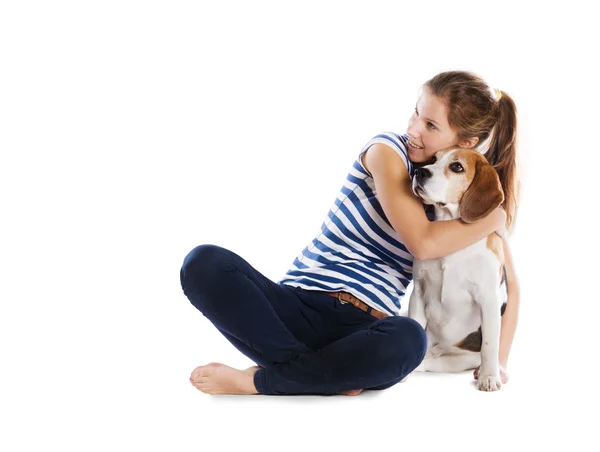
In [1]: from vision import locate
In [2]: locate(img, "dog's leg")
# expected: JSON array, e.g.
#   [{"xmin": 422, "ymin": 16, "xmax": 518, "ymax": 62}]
[
  {"xmin": 415, "ymin": 353, "xmax": 481, "ymax": 373},
  {"xmin": 408, "ymin": 279, "xmax": 427, "ymax": 331},
  {"xmin": 477, "ymin": 294, "xmax": 502, "ymax": 392},
  {"xmin": 402, "ymin": 280, "xmax": 429, "ymax": 383}
]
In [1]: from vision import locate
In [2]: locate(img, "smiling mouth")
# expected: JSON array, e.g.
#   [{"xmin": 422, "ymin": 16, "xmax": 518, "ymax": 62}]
[{"xmin": 408, "ymin": 139, "xmax": 424, "ymax": 149}]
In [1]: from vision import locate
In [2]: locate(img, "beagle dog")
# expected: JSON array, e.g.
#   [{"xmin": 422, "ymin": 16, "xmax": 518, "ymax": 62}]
[{"xmin": 408, "ymin": 146, "xmax": 507, "ymax": 392}]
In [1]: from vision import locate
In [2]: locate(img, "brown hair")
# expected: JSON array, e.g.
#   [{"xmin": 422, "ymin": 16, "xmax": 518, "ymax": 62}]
[{"xmin": 424, "ymin": 71, "xmax": 521, "ymax": 232}]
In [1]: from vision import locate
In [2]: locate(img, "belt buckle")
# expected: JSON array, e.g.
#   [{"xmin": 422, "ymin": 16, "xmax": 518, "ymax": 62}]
[{"xmin": 336, "ymin": 292, "xmax": 349, "ymax": 304}]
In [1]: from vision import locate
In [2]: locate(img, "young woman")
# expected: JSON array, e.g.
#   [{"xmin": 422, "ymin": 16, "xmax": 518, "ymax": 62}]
[{"xmin": 181, "ymin": 70, "xmax": 520, "ymax": 395}]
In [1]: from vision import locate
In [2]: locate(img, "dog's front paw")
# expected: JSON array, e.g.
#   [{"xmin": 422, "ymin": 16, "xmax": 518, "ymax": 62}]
[{"xmin": 477, "ymin": 374, "xmax": 502, "ymax": 392}]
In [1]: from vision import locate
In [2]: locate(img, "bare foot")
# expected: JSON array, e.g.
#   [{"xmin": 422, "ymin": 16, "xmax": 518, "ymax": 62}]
[
  {"xmin": 189, "ymin": 362, "xmax": 261, "ymax": 395},
  {"xmin": 339, "ymin": 389, "xmax": 363, "ymax": 396}
]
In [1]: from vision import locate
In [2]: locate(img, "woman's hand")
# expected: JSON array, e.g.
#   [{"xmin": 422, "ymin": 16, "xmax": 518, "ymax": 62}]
[
  {"xmin": 493, "ymin": 206, "xmax": 507, "ymax": 238},
  {"xmin": 495, "ymin": 205, "xmax": 507, "ymax": 229},
  {"xmin": 473, "ymin": 364, "xmax": 509, "ymax": 384},
  {"xmin": 495, "ymin": 227, "xmax": 508, "ymax": 239}
]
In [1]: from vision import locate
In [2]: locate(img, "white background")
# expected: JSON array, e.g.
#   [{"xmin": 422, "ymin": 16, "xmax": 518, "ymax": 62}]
[{"xmin": 1, "ymin": 1, "xmax": 598, "ymax": 450}]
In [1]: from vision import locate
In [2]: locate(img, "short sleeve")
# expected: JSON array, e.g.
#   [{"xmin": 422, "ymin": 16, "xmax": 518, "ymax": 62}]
[{"xmin": 357, "ymin": 132, "xmax": 414, "ymax": 179}]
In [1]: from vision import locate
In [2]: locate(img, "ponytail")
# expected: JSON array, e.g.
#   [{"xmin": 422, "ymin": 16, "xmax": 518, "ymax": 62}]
[{"xmin": 484, "ymin": 92, "xmax": 520, "ymax": 232}]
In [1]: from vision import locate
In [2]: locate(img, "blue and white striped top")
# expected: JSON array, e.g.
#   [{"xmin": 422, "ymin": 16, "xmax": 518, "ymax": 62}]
[{"xmin": 278, "ymin": 132, "xmax": 416, "ymax": 316}]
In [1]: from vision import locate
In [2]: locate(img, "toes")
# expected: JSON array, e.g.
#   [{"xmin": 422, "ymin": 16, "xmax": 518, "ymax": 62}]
[
  {"xmin": 190, "ymin": 366, "xmax": 205, "ymax": 380},
  {"xmin": 340, "ymin": 389, "xmax": 363, "ymax": 396},
  {"xmin": 191, "ymin": 363, "xmax": 221, "ymax": 380},
  {"xmin": 477, "ymin": 375, "xmax": 502, "ymax": 392}
]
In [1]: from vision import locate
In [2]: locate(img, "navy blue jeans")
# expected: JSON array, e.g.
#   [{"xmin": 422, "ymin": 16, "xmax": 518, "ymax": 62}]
[{"xmin": 180, "ymin": 244, "xmax": 427, "ymax": 395}]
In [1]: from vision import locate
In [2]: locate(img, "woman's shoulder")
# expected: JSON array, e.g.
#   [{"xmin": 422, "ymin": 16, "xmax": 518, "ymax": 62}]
[
  {"xmin": 361, "ymin": 131, "xmax": 409, "ymax": 150},
  {"xmin": 359, "ymin": 131, "xmax": 413, "ymax": 177}
]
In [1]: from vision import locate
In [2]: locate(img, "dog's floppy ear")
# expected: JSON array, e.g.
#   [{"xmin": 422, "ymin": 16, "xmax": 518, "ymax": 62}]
[{"xmin": 460, "ymin": 159, "xmax": 504, "ymax": 223}]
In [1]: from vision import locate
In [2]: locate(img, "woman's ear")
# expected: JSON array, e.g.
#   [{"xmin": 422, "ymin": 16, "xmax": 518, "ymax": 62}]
[
  {"xmin": 460, "ymin": 160, "xmax": 504, "ymax": 223},
  {"xmin": 459, "ymin": 136, "xmax": 479, "ymax": 149}
]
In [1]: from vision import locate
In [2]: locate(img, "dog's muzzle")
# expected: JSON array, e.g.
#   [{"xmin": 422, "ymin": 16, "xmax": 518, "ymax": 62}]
[{"xmin": 414, "ymin": 167, "xmax": 432, "ymax": 185}]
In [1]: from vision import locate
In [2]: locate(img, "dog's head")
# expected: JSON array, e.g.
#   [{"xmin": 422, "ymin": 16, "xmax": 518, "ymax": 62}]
[{"xmin": 411, "ymin": 147, "xmax": 504, "ymax": 223}]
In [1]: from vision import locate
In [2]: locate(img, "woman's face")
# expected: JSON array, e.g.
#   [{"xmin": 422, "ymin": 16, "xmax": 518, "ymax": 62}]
[{"xmin": 406, "ymin": 88, "xmax": 469, "ymax": 164}]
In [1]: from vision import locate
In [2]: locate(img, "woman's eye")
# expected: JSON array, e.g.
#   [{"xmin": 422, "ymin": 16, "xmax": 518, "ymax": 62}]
[
  {"xmin": 450, "ymin": 162, "xmax": 464, "ymax": 173},
  {"xmin": 427, "ymin": 122, "xmax": 436, "ymax": 129}
]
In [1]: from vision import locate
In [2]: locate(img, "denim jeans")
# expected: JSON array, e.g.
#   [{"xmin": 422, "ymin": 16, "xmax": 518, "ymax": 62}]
[{"xmin": 180, "ymin": 244, "xmax": 427, "ymax": 395}]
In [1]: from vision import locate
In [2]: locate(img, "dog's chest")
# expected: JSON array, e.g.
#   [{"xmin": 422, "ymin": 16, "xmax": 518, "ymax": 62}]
[{"xmin": 413, "ymin": 242, "xmax": 489, "ymax": 335}]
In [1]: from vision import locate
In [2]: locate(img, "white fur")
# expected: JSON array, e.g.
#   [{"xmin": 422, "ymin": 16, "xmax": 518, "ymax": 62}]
[{"xmin": 408, "ymin": 149, "xmax": 505, "ymax": 392}]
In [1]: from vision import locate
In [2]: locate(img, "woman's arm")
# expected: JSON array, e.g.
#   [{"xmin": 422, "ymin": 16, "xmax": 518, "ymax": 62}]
[
  {"xmin": 364, "ymin": 143, "xmax": 506, "ymax": 260},
  {"xmin": 498, "ymin": 236, "xmax": 520, "ymax": 369},
  {"xmin": 423, "ymin": 211, "xmax": 505, "ymax": 260}
]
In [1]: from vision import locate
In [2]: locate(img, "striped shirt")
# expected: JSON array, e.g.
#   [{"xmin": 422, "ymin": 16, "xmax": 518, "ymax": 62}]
[{"xmin": 278, "ymin": 132, "xmax": 416, "ymax": 316}]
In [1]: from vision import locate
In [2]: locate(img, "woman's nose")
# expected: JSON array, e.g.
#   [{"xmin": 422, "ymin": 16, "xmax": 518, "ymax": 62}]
[{"xmin": 406, "ymin": 122, "xmax": 422, "ymax": 138}]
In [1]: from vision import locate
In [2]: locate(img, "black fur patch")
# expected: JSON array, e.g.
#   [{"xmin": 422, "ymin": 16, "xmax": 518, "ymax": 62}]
[
  {"xmin": 424, "ymin": 204, "xmax": 436, "ymax": 221},
  {"xmin": 455, "ymin": 303, "xmax": 507, "ymax": 352},
  {"xmin": 456, "ymin": 328, "xmax": 482, "ymax": 352}
]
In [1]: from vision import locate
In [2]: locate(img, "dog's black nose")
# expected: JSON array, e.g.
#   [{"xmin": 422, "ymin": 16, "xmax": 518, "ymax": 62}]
[{"xmin": 414, "ymin": 167, "xmax": 432, "ymax": 181}]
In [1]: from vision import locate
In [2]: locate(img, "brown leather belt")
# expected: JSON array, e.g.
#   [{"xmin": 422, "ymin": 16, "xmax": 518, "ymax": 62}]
[{"xmin": 326, "ymin": 291, "xmax": 390, "ymax": 320}]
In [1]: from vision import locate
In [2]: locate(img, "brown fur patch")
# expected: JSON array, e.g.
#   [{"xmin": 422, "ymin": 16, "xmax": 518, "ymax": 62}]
[
  {"xmin": 459, "ymin": 151, "xmax": 504, "ymax": 223},
  {"xmin": 455, "ymin": 328, "xmax": 482, "ymax": 352},
  {"xmin": 444, "ymin": 149, "xmax": 480, "ymax": 203},
  {"xmin": 487, "ymin": 234, "xmax": 505, "ymax": 282}
]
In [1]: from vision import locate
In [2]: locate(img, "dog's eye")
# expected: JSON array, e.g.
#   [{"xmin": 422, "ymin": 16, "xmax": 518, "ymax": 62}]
[
  {"xmin": 430, "ymin": 156, "xmax": 437, "ymax": 164},
  {"xmin": 449, "ymin": 162, "xmax": 464, "ymax": 173}
]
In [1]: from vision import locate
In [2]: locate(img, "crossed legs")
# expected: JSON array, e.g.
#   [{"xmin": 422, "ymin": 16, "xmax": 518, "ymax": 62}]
[{"xmin": 180, "ymin": 244, "xmax": 427, "ymax": 395}]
